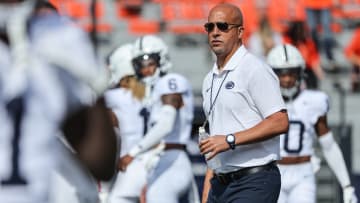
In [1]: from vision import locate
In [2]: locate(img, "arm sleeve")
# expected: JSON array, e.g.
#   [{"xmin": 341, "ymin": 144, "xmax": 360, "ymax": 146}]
[
  {"xmin": 128, "ymin": 104, "xmax": 177, "ymax": 157},
  {"xmin": 319, "ymin": 131, "xmax": 351, "ymax": 188}
]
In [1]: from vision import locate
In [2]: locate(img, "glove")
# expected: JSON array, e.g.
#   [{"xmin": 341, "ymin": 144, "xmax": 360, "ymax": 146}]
[
  {"xmin": 310, "ymin": 155, "xmax": 321, "ymax": 173},
  {"xmin": 343, "ymin": 186, "xmax": 358, "ymax": 203},
  {"xmin": 144, "ymin": 141, "xmax": 165, "ymax": 171}
]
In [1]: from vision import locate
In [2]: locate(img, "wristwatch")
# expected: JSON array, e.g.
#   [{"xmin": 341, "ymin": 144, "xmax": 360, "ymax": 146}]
[{"xmin": 226, "ymin": 134, "xmax": 236, "ymax": 150}]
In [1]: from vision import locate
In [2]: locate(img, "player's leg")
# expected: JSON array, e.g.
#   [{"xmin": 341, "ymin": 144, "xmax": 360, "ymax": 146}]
[
  {"xmin": 277, "ymin": 164, "xmax": 295, "ymax": 203},
  {"xmin": 287, "ymin": 174, "xmax": 316, "ymax": 203},
  {"xmin": 108, "ymin": 158, "xmax": 147, "ymax": 203},
  {"xmin": 286, "ymin": 163, "xmax": 316, "ymax": 203},
  {"xmin": 277, "ymin": 162, "xmax": 315, "ymax": 203},
  {"xmin": 277, "ymin": 176, "xmax": 290, "ymax": 203},
  {"xmin": 146, "ymin": 151, "xmax": 192, "ymax": 203},
  {"xmin": 277, "ymin": 190, "xmax": 289, "ymax": 203}
]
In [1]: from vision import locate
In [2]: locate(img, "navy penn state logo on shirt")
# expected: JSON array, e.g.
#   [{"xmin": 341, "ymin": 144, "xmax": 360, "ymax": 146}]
[{"xmin": 225, "ymin": 81, "xmax": 235, "ymax": 89}]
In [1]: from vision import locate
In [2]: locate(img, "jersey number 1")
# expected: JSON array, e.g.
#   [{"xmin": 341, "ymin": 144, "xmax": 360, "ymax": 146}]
[
  {"xmin": 1, "ymin": 97, "xmax": 27, "ymax": 186},
  {"xmin": 140, "ymin": 107, "xmax": 150, "ymax": 136}
]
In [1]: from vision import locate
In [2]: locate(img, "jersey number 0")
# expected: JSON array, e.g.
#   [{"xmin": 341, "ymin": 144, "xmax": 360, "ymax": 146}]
[{"xmin": 284, "ymin": 120, "xmax": 305, "ymax": 154}]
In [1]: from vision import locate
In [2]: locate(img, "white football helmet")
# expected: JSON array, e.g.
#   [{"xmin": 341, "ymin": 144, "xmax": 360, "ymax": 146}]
[
  {"xmin": 131, "ymin": 35, "xmax": 172, "ymax": 86},
  {"xmin": 108, "ymin": 43, "xmax": 134, "ymax": 88},
  {"xmin": 267, "ymin": 44, "xmax": 305, "ymax": 99}
]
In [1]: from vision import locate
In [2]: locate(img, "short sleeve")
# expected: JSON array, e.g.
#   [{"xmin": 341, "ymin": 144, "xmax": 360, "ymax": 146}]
[
  {"xmin": 313, "ymin": 92, "xmax": 330, "ymax": 117},
  {"xmin": 248, "ymin": 63, "xmax": 285, "ymax": 118}
]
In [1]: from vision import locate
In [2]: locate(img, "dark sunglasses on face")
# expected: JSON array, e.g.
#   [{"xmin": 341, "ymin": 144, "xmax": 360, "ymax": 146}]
[{"xmin": 204, "ymin": 22, "xmax": 242, "ymax": 32}]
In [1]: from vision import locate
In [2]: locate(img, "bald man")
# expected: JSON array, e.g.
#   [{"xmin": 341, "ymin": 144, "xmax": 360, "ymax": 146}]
[{"xmin": 199, "ymin": 3, "xmax": 288, "ymax": 203}]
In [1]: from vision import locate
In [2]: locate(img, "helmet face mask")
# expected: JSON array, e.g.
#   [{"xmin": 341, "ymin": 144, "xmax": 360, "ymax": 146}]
[
  {"xmin": 273, "ymin": 67, "xmax": 303, "ymax": 99},
  {"xmin": 132, "ymin": 52, "xmax": 160, "ymax": 78},
  {"xmin": 273, "ymin": 66, "xmax": 303, "ymax": 86},
  {"xmin": 132, "ymin": 35, "xmax": 172, "ymax": 86},
  {"xmin": 267, "ymin": 44, "xmax": 305, "ymax": 100},
  {"xmin": 273, "ymin": 66, "xmax": 302, "ymax": 77}
]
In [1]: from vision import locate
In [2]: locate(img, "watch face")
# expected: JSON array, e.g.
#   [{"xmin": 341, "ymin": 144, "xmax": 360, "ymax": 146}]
[{"xmin": 227, "ymin": 134, "xmax": 235, "ymax": 142}]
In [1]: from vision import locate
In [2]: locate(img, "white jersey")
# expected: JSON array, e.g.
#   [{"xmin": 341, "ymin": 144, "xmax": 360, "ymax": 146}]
[
  {"xmin": 105, "ymin": 88, "xmax": 151, "ymax": 201},
  {"xmin": 0, "ymin": 38, "xmax": 66, "ymax": 203},
  {"xmin": 149, "ymin": 73, "xmax": 194, "ymax": 145},
  {"xmin": 280, "ymin": 90, "xmax": 329, "ymax": 157},
  {"xmin": 0, "ymin": 13, "xmax": 99, "ymax": 203},
  {"xmin": 105, "ymin": 88, "xmax": 144, "ymax": 156},
  {"xmin": 146, "ymin": 73, "xmax": 195, "ymax": 203}
]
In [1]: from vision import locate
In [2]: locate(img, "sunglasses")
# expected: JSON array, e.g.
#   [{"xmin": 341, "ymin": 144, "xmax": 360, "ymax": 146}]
[{"xmin": 204, "ymin": 22, "xmax": 242, "ymax": 32}]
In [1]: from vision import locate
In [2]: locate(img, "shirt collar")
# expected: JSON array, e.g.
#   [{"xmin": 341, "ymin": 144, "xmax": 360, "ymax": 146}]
[{"xmin": 211, "ymin": 45, "xmax": 247, "ymax": 75}]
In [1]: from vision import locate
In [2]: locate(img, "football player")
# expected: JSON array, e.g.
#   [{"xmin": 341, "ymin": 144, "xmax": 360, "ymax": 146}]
[
  {"xmin": 105, "ymin": 43, "xmax": 150, "ymax": 203},
  {"xmin": 0, "ymin": 1, "xmax": 115, "ymax": 203},
  {"xmin": 119, "ymin": 35, "xmax": 199, "ymax": 203},
  {"xmin": 267, "ymin": 44, "xmax": 358, "ymax": 203}
]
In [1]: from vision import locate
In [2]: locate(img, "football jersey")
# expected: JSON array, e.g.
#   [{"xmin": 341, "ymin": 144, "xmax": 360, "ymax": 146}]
[
  {"xmin": 280, "ymin": 90, "xmax": 329, "ymax": 157},
  {"xmin": 0, "ymin": 13, "xmax": 100, "ymax": 203},
  {"xmin": 104, "ymin": 88, "xmax": 145, "ymax": 156},
  {"xmin": 149, "ymin": 73, "xmax": 194, "ymax": 145},
  {"xmin": 0, "ymin": 41, "xmax": 66, "ymax": 203}
]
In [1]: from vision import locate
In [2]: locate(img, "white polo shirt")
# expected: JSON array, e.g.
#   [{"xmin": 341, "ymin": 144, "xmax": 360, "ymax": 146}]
[{"xmin": 202, "ymin": 45, "xmax": 285, "ymax": 173}]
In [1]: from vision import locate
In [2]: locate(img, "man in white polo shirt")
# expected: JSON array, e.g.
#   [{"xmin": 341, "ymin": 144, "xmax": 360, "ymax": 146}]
[{"xmin": 199, "ymin": 3, "xmax": 289, "ymax": 203}]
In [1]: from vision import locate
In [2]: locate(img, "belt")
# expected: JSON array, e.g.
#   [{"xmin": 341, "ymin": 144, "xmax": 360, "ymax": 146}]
[
  {"xmin": 214, "ymin": 161, "xmax": 276, "ymax": 185},
  {"xmin": 164, "ymin": 143, "xmax": 186, "ymax": 151},
  {"xmin": 277, "ymin": 156, "xmax": 311, "ymax": 165}
]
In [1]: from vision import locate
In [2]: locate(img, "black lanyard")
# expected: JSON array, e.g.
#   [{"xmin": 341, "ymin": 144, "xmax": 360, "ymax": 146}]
[{"xmin": 202, "ymin": 70, "xmax": 230, "ymax": 127}]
